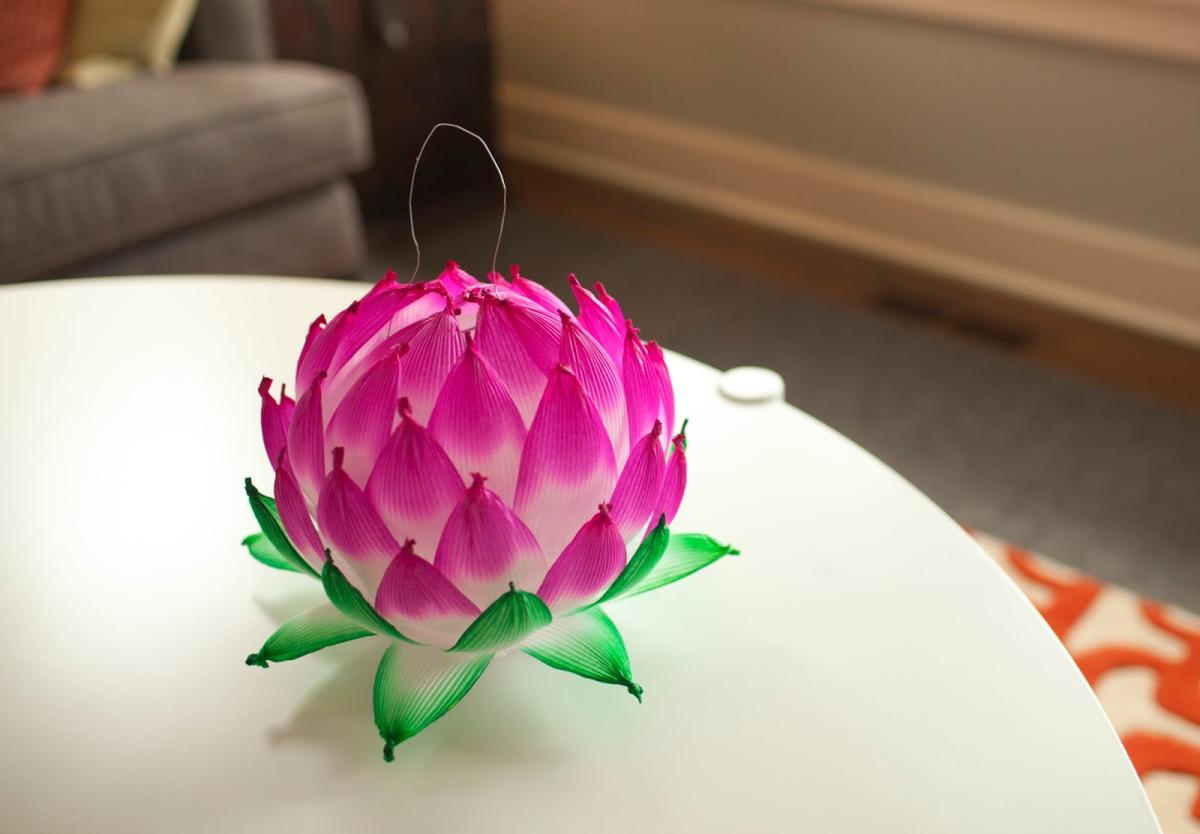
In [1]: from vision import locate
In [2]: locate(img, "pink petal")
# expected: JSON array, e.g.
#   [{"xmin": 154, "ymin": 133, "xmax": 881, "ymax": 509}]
[
  {"xmin": 376, "ymin": 540, "xmax": 480, "ymax": 648},
  {"xmin": 511, "ymin": 266, "xmax": 571, "ymax": 316},
  {"xmin": 280, "ymin": 388, "xmax": 296, "ymax": 422},
  {"xmin": 474, "ymin": 294, "xmax": 559, "ymax": 424},
  {"xmin": 365, "ymin": 268, "xmax": 400, "ymax": 297},
  {"xmin": 621, "ymin": 322, "xmax": 662, "ymax": 444},
  {"xmin": 286, "ymin": 371, "xmax": 326, "ymax": 507},
  {"xmin": 658, "ymin": 431, "xmax": 688, "ymax": 524},
  {"xmin": 366, "ymin": 401, "xmax": 466, "ymax": 552},
  {"xmin": 435, "ymin": 261, "xmax": 480, "ymax": 296},
  {"xmin": 435, "ymin": 474, "xmax": 546, "ymax": 607},
  {"xmin": 317, "ymin": 447, "xmax": 398, "ymax": 593},
  {"xmin": 296, "ymin": 301, "xmax": 359, "ymax": 396},
  {"xmin": 536, "ymin": 505, "xmax": 626, "ymax": 612},
  {"xmin": 428, "ymin": 337, "xmax": 527, "ymax": 504},
  {"xmin": 273, "ymin": 453, "xmax": 324, "ymax": 566},
  {"xmin": 258, "ymin": 376, "xmax": 294, "ymax": 467},
  {"xmin": 440, "ymin": 264, "xmax": 484, "ymax": 330},
  {"xmin": 646, "ymin": 340, "xmax": 676, "ymax": 439},
  {"xmin": 609, "ymin": 421, "xmax": 666, "ymax": 542},
  {"xmin": 294, "ymin": 314, "xmax": 326, "ymax": 392},
  {"xmin": 593, "ymin": 281, "xmax": 625, "ymax": 324},
  {"xmin": 326, "ymin": 282, "xmax": 429, "ymax": 380},
  {"xmin": 568, "ymin": 274, "xmax": 623, "ymax": 367},
  {"xmin": 325, "ymin": 348, "xmax": 403, "ymax": 487},
  {"xmin": 498, "ymin": 293, "xmax": 561, "ymax": 371},
  {"xmin": 559, "ymin": 312, "xmax": 628, "ymax": 462},
  {"xmin": 488, "ymin": 269, "xmax": 512, "ymax": 289},
  {"xmin": 514, "ymin": 364, "xmax": 617, "ymax": 560},
  {"xmin": 322, "ymin": 287, "xmax": 447, "ymax": 410},
  {"xmin": 396, "ymin": 305, "xmax": 467, "ymax": 424}
]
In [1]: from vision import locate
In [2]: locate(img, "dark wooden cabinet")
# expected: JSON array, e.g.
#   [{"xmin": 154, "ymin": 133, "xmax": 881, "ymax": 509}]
[{"xmin": 271, "ymin": 0, "xmax": 496, "ymax": 218}]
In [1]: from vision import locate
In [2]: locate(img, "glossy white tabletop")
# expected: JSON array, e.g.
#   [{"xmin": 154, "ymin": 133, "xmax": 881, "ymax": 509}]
[{"xmin": 0, "ymin": 276, "xmax": 1159, "ymax": 833}]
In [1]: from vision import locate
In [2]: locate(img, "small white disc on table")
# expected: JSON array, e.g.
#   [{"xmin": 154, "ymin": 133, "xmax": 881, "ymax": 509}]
[{"xmin": 719, "ymin": 365, "xmax": 786, "ymax": 403}]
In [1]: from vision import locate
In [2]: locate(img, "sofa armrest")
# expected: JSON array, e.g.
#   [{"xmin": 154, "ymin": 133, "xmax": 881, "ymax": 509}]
[{"xmin": 188, "ymin": 0, "xmax": 276, "ymax": 61}]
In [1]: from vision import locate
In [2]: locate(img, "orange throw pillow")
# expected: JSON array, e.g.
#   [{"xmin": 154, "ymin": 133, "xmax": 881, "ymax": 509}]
[{"xmin": 0, "ymin": 0, "xmax": 74, "ymax": 93}]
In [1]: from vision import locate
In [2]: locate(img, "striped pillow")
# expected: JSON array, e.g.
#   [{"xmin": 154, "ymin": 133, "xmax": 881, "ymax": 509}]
[{"xmin": 0, "ymin": 0, "xmax": 74, "ymax": 93}]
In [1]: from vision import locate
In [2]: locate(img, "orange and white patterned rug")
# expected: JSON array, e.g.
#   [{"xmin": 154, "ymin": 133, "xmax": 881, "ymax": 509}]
[{"xmin": 972, "ymin": 530, "xmax": 1200, "ymax": 834}]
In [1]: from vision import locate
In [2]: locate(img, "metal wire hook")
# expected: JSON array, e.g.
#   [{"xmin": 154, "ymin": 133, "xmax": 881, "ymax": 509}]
[{"xmin": 408, "ymin": 122, "xmax": 507, "ymax": 282}]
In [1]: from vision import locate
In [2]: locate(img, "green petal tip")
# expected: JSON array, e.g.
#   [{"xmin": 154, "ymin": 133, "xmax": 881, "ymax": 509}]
[
  {"xmin": 382, "ymin": 743, "xmax": 395, "ymax": 763},
  {"xmin": 245, "ymin": 653, "xmax": 269, "ymax": 668},
  {"xmin": 625, "ymin": 680, "xmax": 644, "ymax": 703}
]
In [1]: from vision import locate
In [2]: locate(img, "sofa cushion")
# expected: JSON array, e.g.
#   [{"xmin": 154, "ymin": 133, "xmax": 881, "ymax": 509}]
[
  {"xmin": 0, "ymin": 61, "xmax": 371, "ymax": 282},
  {"xmin": 59, "ymin": 180, "xmax": 365, "ymax": 281}
]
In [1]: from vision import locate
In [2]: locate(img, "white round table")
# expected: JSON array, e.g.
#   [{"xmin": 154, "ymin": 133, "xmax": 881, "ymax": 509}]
[{"xmin": 0, "ymin": 276, "xmax": 1159, "ymax": 833}]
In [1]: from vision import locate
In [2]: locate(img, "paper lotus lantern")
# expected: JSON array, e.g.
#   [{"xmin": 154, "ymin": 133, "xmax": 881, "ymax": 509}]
[{"xmin": 242, "ymin": 262, "xmax": 738, "ymax": 760}]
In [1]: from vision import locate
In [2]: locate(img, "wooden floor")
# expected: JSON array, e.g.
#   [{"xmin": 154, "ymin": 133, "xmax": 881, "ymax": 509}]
[{"xmin": 508, "ymin": 160, "xmax": 1200, "ymax": 415}]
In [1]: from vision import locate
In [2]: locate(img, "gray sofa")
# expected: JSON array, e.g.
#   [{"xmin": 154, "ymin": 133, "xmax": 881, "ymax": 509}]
[{"xmin": 0, "ymin": 0, "xmax": 372, "ymax": 284}]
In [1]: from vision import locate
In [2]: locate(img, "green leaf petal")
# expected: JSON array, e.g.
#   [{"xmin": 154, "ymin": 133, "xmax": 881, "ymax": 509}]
[
  {"xmin": 374, "ymin": 641, "xmax": 492, "ymax": 760},
  {"xmin": 522, "ymin": 606, "xmax": 642, "ymax": 701},
  {"xmin": 449, "ymin": 583, "xmax": 552, "ymax": 653},
  {"xmin": 321, "ymin": 554, "xmax": 416, "ymax": 644},
  {"xmin": 244, "ymin": 478, "xmax": 319, "ymax": 578},
  {"xmin": 595, "ymin": 515, "xmax": 669, "ymax": 605},
  {"xmin": 244, "ymin": 603, "xmax": 374, "ymax": 667},
  {"xmin": 241, "ymin": 532, "xmax": 302, "ymax": 573},
  {"xmin": 624, "ymin": 532, "xmax": 739, "ymax": 598}
]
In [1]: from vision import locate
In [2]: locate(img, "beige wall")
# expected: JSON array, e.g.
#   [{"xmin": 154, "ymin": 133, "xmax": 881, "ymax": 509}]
[
  {"xmin": 495, "ymin": 0, "xmax": 1200, "ymax": 246},
  {"xmin": 492, "ymin": 0, "xmax": 1200, "ymax": 343}
]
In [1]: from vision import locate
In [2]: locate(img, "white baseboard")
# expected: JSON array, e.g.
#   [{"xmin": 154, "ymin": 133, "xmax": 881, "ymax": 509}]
[{"xmin": 497, "ymin": 82, "xmax": 1200, "ymax": 348}]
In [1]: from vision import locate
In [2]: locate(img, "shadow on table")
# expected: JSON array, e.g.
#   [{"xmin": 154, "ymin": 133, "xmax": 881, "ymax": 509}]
[{"xmin": 254, "ymin": 593, "xmax": 571, "ymax": 772}]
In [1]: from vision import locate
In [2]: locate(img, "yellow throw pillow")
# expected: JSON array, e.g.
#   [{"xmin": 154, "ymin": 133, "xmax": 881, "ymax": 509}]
[{"xmin": 59, "ymin": 0, "xmax": 199, "ymax": 89}]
